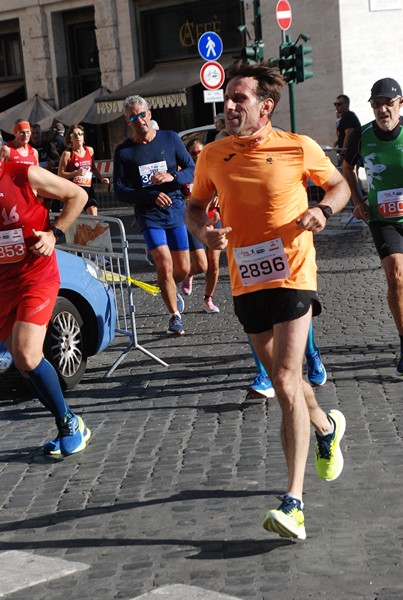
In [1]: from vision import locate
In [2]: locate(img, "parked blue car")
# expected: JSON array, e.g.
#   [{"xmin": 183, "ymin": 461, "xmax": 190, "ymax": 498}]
[{"xmin": 0, "ymin": 249, "xmax": 116, "ymax": 390}]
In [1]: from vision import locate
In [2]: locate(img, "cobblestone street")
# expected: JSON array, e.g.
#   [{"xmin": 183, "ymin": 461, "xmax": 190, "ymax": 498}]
[{"xmin": 1, "ymin": 210, "xmax": 402, "ymax": 600}]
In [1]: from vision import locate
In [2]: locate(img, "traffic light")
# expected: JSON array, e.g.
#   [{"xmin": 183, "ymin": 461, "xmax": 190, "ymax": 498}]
[
  {"xmin": 240, "ymin": 41, "xmax": 265, "ymax": 64},
  {"xmin": 295, "ymin": 43, "xmax": 313, "ymax": 83},
  {"xmin": 278, "ymin": 42, "xmax": 297, "ymax": 84},
  {"xmin": 255, "ymin": 41, "xmax": 265, "ymax": 62}
]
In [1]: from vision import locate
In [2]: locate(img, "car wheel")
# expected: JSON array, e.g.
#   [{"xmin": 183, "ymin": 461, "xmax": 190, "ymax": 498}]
[{"xmin": 44, "ymin": 297, "xmax": 88, "ymax": 391}]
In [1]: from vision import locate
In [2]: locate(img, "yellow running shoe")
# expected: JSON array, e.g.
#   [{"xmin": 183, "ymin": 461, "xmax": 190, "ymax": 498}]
[
  {"xmin": 315, "ymin": 409, "xmax": 346, "ymax": 481},
  {"xmin": 263, "ymin": 495, "xmax": 306, "ymax": 540}
]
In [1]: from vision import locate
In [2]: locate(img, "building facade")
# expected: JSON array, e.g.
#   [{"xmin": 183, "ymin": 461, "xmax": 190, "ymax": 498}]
[{"xmin": 1, "ymin": 0, "xmax": 402, "ymax": 155}]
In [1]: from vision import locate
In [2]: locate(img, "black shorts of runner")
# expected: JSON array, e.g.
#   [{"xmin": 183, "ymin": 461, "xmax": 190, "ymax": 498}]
[
  {"xmin": 368, "ymin": 221, "xmax": 403, "ymax": 260},
  {"xmin": 233, "ymin": 288, "xmax": 322, "ymax": 334},
  {"xmin": 82, "ymin": 186, "xmax": 98, "ymax": 212}
]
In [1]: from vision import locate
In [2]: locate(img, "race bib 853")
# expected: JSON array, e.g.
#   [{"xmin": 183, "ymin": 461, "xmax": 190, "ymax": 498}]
[{"xmin": 0, "ymin": 228, "xmax": 27, "ymax": 264}]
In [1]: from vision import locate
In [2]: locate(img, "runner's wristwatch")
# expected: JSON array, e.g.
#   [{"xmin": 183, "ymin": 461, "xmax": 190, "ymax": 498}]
[
  {"xmin": 50, "ymin": 225, "xmax": 65, "ymax": 239},
  {"xmin": 317, "ymin": 205, "xmax": 333, "ymax": 220}
]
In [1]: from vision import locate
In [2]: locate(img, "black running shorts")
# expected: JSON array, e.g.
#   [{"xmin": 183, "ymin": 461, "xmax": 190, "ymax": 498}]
[
  {"xmin": 233, "ymin": 288, "xmax": 322, "ymax": 334},
  {"xmin": 368, "ymin": 221, "xmax": 403, "ymax": 260}
]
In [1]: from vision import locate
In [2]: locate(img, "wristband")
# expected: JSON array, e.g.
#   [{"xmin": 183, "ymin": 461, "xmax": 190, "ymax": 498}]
[
  {"xmin": 50, "ymin": 225, "xmax": 65, "ymax": 239},
  {"xmin": 316, "ymin": 205, "xmax": 333, "ymax": 220}
]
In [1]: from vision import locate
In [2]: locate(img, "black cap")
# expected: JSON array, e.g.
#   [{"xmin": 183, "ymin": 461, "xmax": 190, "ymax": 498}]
[{"xmin": 369, "ymin": 78, "xmax": 402, "ymax": 100}]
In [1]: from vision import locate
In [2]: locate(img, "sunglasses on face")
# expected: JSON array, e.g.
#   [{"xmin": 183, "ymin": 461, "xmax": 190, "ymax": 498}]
[
  {"xmin": 129, "ymin": 111, "xmax": 147, "ymax": 123},
  {"xmin": 369, "ymin": 97, "xmax": 401, "ymax": 109},
  {"xmin": 333, "ymin": 102, "xmax": 345, "ymax": 107},
  {"xmin": 71, "ymin": 131, "xmax": 84, "ymax": 138}
]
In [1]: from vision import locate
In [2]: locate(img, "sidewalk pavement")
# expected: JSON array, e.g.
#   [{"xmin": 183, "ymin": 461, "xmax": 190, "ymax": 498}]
[{"xmin": 0, "ymin": 209, "xmax": 402, "ymax": 600}]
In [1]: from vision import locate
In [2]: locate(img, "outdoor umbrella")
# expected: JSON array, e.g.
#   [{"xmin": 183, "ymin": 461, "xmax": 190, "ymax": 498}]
[
  {"xmin": 0, "ymin": 94, "xmax": 56, "ymax": 133},
  {"xmin": 0, "ymin": 94, "xmax": 57, "ymax": 134},
  {"xmin": 38, "ymin": 87, "xmax": 118, "ymax": 130}
]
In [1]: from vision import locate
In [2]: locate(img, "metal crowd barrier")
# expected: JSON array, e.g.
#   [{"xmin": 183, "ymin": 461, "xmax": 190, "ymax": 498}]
[
  {"xmin": 58, "ymin": 214, "xmax": 168, "ymax": 376},
  {"xmin": 92, "ymin": 181, "xmax": 118, "ymax": 211},
  {"xmin": 93, "ymin": 159, "xmax": 125, "ymax": 211}
]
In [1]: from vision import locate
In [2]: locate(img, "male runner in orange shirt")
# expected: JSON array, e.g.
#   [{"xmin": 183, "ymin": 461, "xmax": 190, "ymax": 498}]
[{"xmin": 186, "ymin": 61, "xmax": 351, "ymax": 540}]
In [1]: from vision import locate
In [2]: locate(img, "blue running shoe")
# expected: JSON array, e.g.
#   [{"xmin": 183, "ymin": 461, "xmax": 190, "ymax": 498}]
[
  {"xmin": 0, "ymin": 340, "xmax": 13, "ymax": 374},
  {"xmin": 56, "ymin": 414, "xmax": 91, "ymax": 456},
  {"xmin": 396, "ymin": 352, "xmax": 403, "ymax": 376},
  {"xmin": 43, "ymin": 435, "xmax": 61, "ymax": 456},
  {"xmin": 176, "ymin": 291, "xmax": 185, "ymax": 313},
  {"xmin": 145, "ymin": 248, "xmax": 154, "ymax": 266},
  {"xmin": 306, "ymin": 350, "xmax": 327, "ymax": 386},
  {"xmin": 263, "ymin": 495, "xmax": 306, "ymax": 540},
  {"xmin": 246, "ymin": 374, "xmax": 275, "ymax": 399},
  {"xmin": 44, "ymin": 416, "xmax": 91, "ymax": 456},
  {"xmin": 167, "ymin": 314, "xmax": 184, "ymax": 335}
]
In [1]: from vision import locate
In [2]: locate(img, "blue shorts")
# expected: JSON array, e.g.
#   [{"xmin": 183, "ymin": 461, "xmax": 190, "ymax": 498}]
[
  {"xmin": 188, "ymin": 231, "xmax": 204, "ymax": 252},
  {"xmin": 142, "ymin": 224, "xmax": 189, "ymax": 251}
]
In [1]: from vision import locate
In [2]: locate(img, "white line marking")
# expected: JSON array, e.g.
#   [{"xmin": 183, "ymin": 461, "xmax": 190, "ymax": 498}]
[{"xmin": 0, "ymin": 551, "xmax": 89, "ymax": 598}]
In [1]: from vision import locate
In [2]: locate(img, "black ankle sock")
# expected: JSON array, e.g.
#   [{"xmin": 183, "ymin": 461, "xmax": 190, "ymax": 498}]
[{"xmin": 400, "ymin": 335, "xmax": 403, "ymax": 354}]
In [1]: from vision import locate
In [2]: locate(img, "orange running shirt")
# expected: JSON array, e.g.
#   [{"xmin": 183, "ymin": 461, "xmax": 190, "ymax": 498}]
[{"xmin": 192, "ymin": 122, "xmax": 336, "ymax": 296}]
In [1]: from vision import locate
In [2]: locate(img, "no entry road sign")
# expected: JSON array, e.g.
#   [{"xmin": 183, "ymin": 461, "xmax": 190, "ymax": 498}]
[{"xmin": 276, "ymin": 0, "xmax": 292, "ymax": 31}]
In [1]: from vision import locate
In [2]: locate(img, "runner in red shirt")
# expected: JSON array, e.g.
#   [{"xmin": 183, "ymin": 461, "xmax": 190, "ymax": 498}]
[
  {"xmin": 0, "ymin": 132, "xmax": 91, "ymax": 457},
  {"xmin": 58, "ymin": 123, "xmax": 109, "ymax": 215},
  {"xmin": 2, "ymin": 119, "xmax": 39, "ymax": 165}
]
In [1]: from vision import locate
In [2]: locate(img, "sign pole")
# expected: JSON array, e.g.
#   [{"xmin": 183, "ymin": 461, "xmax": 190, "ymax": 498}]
[
  {"xmin": 198, "ymin": 32, "xmax": 224, "ymax": 122},
  {"xmin": 276, "ymin": 1, "xmax": 295, "ymax": 132},
  {"xmin": 289, "ymin": 81, "xmax": 296, "ymax": 133}
]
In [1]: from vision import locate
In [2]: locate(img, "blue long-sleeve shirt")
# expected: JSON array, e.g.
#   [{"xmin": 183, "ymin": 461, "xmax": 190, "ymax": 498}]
[{"xmin": 113, "ymin": 130, "xmax": 195, "ymax": 230}]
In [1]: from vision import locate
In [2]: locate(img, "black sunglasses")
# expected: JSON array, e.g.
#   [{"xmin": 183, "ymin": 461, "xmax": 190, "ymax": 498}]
[
  {"xmin": 129, "ymin": 111, "xmax": 147, "ymax": 123},
  {"xmin": 369, "ymin": 97, "xmax": 401, "ymax": 109}
]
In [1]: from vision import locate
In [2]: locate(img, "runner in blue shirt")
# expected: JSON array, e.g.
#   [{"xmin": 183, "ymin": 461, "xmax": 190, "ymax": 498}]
[{"xmin": 114, "ymin": 95, "xmax": 194, "ymax": 335}]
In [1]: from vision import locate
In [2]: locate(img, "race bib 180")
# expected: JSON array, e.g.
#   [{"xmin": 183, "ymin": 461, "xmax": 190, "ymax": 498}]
[
  {"xmin": 0, "ymin": 228, "xmax": 27, "ymax": 264},
  {"xmin": 139, "ymin": 160, "xmax": 167, "ymax": 187},
  {"xmin": 378, "ymin": 188, "xmax": 403, "ymax": 219},
  {"xmin": 233, "ymin": 238, "xmax": 290, "ymax": 286}
]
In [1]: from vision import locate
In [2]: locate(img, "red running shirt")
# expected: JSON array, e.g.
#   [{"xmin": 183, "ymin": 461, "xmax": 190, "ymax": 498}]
[
  {"xmin": 0, "ymin": 163, "xmax": 59, "ymax": 293},
  {"xmin": 65, "ymin": 147, "xmax": 93, "ymax": 187},
  {"xmin": 7, "ymin": 141, "xmax": 38, "ymax": 165}
]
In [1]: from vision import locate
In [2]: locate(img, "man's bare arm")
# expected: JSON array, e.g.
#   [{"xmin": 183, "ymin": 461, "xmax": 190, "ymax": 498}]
[
  {"xmin": 28, "ymin": 165, "xmax": 88, "ymax": 256},
  {"xmin": 186, "ymin": 196, "xmax": 232, "ymax": 250},
  {"xmin": 342, "ymin": 160, "xmax": 369, "ymax": 222},
  {"xmin": 297, "ymin": 168, "xmax": 351, "ymax": 233}
]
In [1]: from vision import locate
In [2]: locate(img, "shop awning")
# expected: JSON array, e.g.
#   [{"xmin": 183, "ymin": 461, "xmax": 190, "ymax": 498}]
[{"xmin": 95, "ymin": 56, "xmax": 234, "ymax": 116}]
